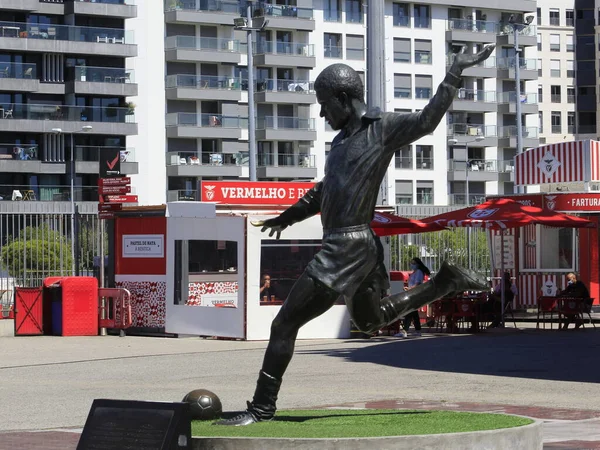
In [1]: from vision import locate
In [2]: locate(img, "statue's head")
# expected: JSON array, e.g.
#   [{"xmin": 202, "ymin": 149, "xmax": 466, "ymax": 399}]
[{"xmin": 315, "ymin": 64, "xmax": 364, "ymax": 130}]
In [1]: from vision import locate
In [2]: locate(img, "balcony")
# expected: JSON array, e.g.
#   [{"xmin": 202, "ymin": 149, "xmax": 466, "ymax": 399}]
[
  {"xmin": 2, "ymin": 0, "xmax": 39, "ymax": 11},
  {"xmin": 0, "ymin": 144, "xmax": 64, "ymax": 174},
  {"xmin": 450, "ymin": 89, "xmax": 497, "ymax": 113},
  {"xmin": 74, "ymin": 146, "xmax": 138, "ymax": 175},
  {"xmin": 258, "ymin": 3, "xmax": 315, "ymax": 31},
  {"xmin": 257, "ymin": 152, "xmax": 317, "ymax": 179},
  {"xmin": 0, "ymin": 21, "xmax": 136, "ymax": 57},
  {"xmin": 165, "ymin": 36, "xmax": 241, "ymax": 64},
  {"xmin": 497, "ymin": 92, "xmax": 538, "ymax": 115},
  {"xmin": 165, "ymin": 0, "xmax": 239, "ymax": 26},
  {"xmin": 497, "ymin": 23, "xmax": 537, "ymax": 47},
  {"xmin": 66, "ymin": 0, "xmax": 137, "ymax": 19},
  {"xmin": 448, "ymin": 193, "xmax": 488, "ymax": 206},
  {"xmin": 70, "ymin": 66, "xmax": 137, "ymax": 97},
  {"xmin": 167, "ymin": 189, "xmax": 198, "ymax": 202},
  {"xmin": 254, "ymin": 41, "xmax": 315, "ymax": 68},
  {"xmin": 324, "ymin": 45, "xmax": 342, "ymax": 59},
  {"xmin": 165, "ymin": 74, "xmax": 242, "ymax": 101},
  {"xmin": 254, "ymin": 79, "xmax": 315, "ymax": 104},
  {"xmin": 447, "ymin": 159, "xmax": 514, "ymax": 182},
  {"xmin": 0, "ymin": 103, "xmax": 137, "ymax": 135},
  {"xmin": 166, "ymin": 151, "xmax": 243, "ymax": 178},
  {"xmin": 496, "ymin": 57, "xmax": 537, "ymax": 80},
  {"xmin": 394, "ymin": 156, "xmax": 412, "ymax": 170},
  {"xmin": 577, "ymin": 125, "xmax": 597, "ymax": 135},
  {"xmin": 0, "ymin": 62, "xmax": 38, "ymax": 92},
  {"xmin": 416, "ymin": 157, "xmax": 434, "ymax": 170},
  {"xmin": 447, "ymin": 123, "xmax": 497, "ymax": 147},
  {"xmin": 497, "ymin": 126, "xmax": 539, "ymax": 148},
  {"xmin": 256, "ymin": 116, "xmax": 316, "ymax": 141},
  {"xmin": 165, "ymin": 113, "xmax": 243, "ymax": 139},
  {"xmin": 445, "ymin": 19, "xmax": 498, "ymax": 44},
  {"xmin": 1, "ymin": 185, "xmax": 100, "ymax": 202},
  {"xmin": 447, "ymin": 54, "xmax": 496, "ymax": 78}
]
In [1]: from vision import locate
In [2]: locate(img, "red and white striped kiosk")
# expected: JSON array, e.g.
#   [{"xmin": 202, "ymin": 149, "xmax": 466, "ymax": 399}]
[{"xmin": 496, "ymin": 140, "xmax": 600, "ymax": 308}]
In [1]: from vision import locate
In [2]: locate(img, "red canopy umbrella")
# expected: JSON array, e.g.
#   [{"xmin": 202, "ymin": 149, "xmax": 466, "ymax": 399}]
[
  {"xmin": 370, "ymin": 211, "xmax": 446, "ymax": 236},
  {"xmin": 421, "ymin": 197, "xmax": 593, "ymax": 325}
]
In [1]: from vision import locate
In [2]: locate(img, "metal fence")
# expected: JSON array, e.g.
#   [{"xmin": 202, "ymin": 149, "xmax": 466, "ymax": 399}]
[{"xmin": 0, "ymin": 212, "xmax": 105, "ymax": 312}]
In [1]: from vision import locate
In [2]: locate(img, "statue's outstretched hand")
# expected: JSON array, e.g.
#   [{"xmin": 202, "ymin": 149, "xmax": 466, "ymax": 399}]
[
  {"xmin": 452, "ymin": 44, "xmax": 495, "ymax": 72},
  {"xmin": 251, "ymin": 217, "xmax": 288, "ymax": 240}
]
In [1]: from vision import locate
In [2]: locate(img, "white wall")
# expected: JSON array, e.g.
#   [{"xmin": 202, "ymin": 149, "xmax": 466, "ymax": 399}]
[{"xmin": 127, "ymin": 2, "xmax": 167, "ymax": 206}]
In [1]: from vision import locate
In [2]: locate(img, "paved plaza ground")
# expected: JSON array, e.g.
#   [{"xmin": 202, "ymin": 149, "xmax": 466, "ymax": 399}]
[{"xmin": 0, "ymin": 325, "xmax": 598, "ymax": 449}]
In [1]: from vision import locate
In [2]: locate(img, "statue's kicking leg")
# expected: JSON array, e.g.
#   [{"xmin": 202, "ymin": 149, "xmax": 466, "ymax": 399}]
[
  {"xmin": 349, "ymin": 261, "xmax": 488, "ymax": 335},
  {"xmin": 215, "ymin": 271, "xmax": 340, "ymax": 426}
]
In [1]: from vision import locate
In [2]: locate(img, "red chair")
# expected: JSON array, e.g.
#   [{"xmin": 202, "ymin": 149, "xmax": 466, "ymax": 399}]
[
  {"xmin": 557, "ymin": 297, "xmax": 587, "ymax": 329},
  {"xmin": 451, "ymin": 299, "xmax": 477, "ymax": 333},
  {"xmin": 429, "ymin": 299, "xmax": 453, "ymax": 332},
  {"xmin": 536, "ymin": 296, "xmax": 558, "ymax": 329}
]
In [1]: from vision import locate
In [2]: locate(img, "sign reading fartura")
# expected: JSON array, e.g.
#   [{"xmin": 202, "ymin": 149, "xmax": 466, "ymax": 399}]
[{"xmin": 201, "ymin": 181, "xmax": 316, "ymax": 205}]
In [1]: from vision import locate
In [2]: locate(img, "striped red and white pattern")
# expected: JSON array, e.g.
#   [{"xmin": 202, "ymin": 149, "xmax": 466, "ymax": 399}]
[
  {"xmin": 515, "ymin": 140, "xmax": 599, "ymax": 186},
  {"xmin": 518, "ymin": 273, "xmax": 567, "ymax": 307},
  {"xmin": 523, "ymin": 224, "xmax": 536, "ymax": 269}
]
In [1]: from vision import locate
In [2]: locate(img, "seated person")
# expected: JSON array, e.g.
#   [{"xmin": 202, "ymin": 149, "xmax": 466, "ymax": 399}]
[
  {"xmin": 484, "ymin": 272, "xmax": 517, "ymax": 328},
  {"xmin": 559, "ymin": 272, "xmax": 591, "ymax": 329}
]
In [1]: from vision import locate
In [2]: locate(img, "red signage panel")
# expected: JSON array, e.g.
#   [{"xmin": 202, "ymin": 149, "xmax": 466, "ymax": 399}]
[
  {"xmin": 99, "ymin": 203, "xmax": 122, "ymax": 212},
  {"xmin": 103, "ymin": 195, "xmax": 138, "ymax": 204},
  {"xmin": 99, "ymin": 185, "xmax": 131, "ymax": 195},
  {"xmin": 99, "ymin": 177, "xmax": 131, "ymax": 186},
  {"xmin": 201, "ymin": 181, "xmax": 316, "ymax": 205},
  {"xmin": 98, "ymin": 212, "xmax": 115, "ymax": 220},
  {"xmin": 492, "ymin": 193, "xmax": 600, "ymax": 213}
]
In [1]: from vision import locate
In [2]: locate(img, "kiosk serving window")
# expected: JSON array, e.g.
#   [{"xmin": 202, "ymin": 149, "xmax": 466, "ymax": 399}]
[
  {"xmin": 521, "ymin": 225, "xmax": 576, "ymax": 271},
  {"xmin": 173, "ymin": 239, "xmax": 239, "ymax": 307}
]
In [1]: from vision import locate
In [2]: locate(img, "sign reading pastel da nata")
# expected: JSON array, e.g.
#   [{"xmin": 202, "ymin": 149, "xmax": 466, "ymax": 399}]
[{"xmin": 122, "ymin": 234, "xmax": 164, "ymax": 258}]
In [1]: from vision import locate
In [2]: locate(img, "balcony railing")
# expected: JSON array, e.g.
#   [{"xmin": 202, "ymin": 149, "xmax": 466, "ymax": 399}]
[
  {"xmin": 166, "ymin": 113, "xmax": 244, "ymax": 128},
  {"xmin": 165, "ymin": 74, "xmax": 241, "ymax": 90},
  {"xmin": 74, "ymin": 66, "xmax": 134, "ymax": 83},
  {"xmin": 0, "ymin": 144, "xmax": 38, "ymax": 161},
  {"xmin": 255, "ymin": 41, "xmax": 314, "ymax": 57},
  {"xmin": 567, "ymin": 95, "xmax": 575, "ymax": 103},
  {"xmin": 257, "ymin": 153, "xmax": 315, "ymax": 168},
  {"xmin": 166, "ymin": 151, "xmax": 245, "ymax": 166},
  {"xmin": 0, "ymin": 103, "xmax": 135, "ymax": 123},
  {"xmin": 165, "ymin": 36, "xmax": 240, "ymax": 52},
  {"xmin": 448, "ymin": 159, "xmax": 515, "ymax": 172},
  {"xmin": 578, "ymin": 125, "xmax": 597, "ymax": 134},
  {"xmin": 394, "ymin": 87, "xmax": 411, "ymax": 99},
  {"xmin": 497, "ymin": 57, "xmax": 537, "ymax": 70},
  {"xmin": 256, "ymin": 116, "xmax": 315, "ymax": 130},
  {"xmin": 498, "ymin": 126, "xmax": 539, "ymax": 138},
  {"xmin": 447, "ymin": 54, "xmax": 496, "ymax": 69},
  {"xmin": 164, "ymin": 0, "xmax": 239, "ymax": 13},
  {"xmin": 416, "ymin": 157, "xmax": 434, "ymax": 170},
  {"xmin": 448, "ymin": 193, "xmax": 487, "ymax": 206},
  {"xmin": 497, "ymin": 92, "xmax": 538, "ymax": 104},
  {"xmin": 447, "ymin": 18, "xmax": 498, "ymax": 33},
  {"xmin": 0, "ymin": 21, "xmax": 133, "ymax": 44},
  {"xmin": 260, "ymin": 2, "xmax": 313, "ymax": 19},
  {"xmin": 255, "ymin": 79, "xmax": 314, "ymax": 94},
  {"xmin": 0, "ymin": 62, "xmax": 36, "ymax": 80},
  {"xmin": 447, "ymin": 123, "xmax": 497, "ymax": 137},
  {"xmin": 168, "ymin": 189, "xmax": 198, "ymax": 201},
  {"xmin": 324, "ymin": 45, "xmax": 342, "ymax": 58},
  {"xmin": 2, "ymin": 185, "xmax": 99, "ymax": 202},
  {"xmin": 77, "ymin": 0, "xmax": 134, "ymax": 4},
  {"xmin": 394, "ymin": 156, "xmax": 412, "ymax": 169},
  {"xmin": 75, "ymin": 146, "xmax": 135, "ymax": 163},
  {"xmin": 456, "ymin": 89, "xmax": 496, "ymax": 102}
]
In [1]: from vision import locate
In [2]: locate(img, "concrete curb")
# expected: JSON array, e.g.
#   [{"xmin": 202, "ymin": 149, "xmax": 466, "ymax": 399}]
[{"xmin": 191, "ymin": 418, "xmax": 542, "ymax": 450}]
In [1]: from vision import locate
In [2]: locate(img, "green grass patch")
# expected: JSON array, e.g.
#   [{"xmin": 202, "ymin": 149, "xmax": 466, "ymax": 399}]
[{"xmin": 192, "ymin": 409, "xmax": 533, "ymax": 438}]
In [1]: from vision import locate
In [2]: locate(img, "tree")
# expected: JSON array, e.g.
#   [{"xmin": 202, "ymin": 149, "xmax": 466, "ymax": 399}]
[
  {"xmin": 389, "ymin": 235, "xmax": 420, "ymax": 270},
  {"xmin": 421, "ymin": 229, "xmax": 491, "ymax": 275},
  {"xmin": 1, "ymin": 224, "xmax": 73, "ymax": 286},
  {"xmin": 77, "ymin": 218, "xmax": 107, "ymax": 274}
]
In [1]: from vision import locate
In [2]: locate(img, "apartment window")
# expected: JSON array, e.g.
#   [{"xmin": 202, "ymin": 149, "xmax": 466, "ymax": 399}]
[
  {"xmin": 324, "ymin": 0, "xmax": 341, "ymax": 22},
  {"xmin": 549, "ymin": 8, "xmax": 559, "ymax": 26},
  {"xmin": 394, "ymin": 73, "xmax": 411, "ymax": 98},
  {"xmin": 416, "ymin": 181, "xmax": 434, "ymax": 205},
  {"xmin": 395, "ymin": 145, "xmax": 412, "ymax": 169},
  {"xmin": 537, "ymin": 33, "xmax": 542, "ymax": 51},
  {"xmin": 551, "ymin": 111, "xmax": 562, "ymax": 134},
  {"xmin": 324, "ymin": 33, "xmax": 342, "ymax": 58},
  {"xmin": 550, "ymin": 34, "xmax": 560, "ymax": 52},
  {"xmin": 538, "ymin": 85, "xmax": 543, "ymax": 102},
  {"xmin": 345, "ymin": 0, "xmax": 363, "ymax": 23},
  {"xmin": 538, "ymin": 59, "xmax": 542, "ymax": 76},
  {"xmin": 567, "ymin": 86, "xmax": 575, "ymax": 103},
  {"xmin": 415, "ymin": 75, "xmax": 432, "ymax": 99},
  {"xmin": 568, "ymin": 111, "xmax": 576, "ymax": 134},
  {"xmin": 567, "ymin": 60, "xmax": 574, "ymax": 78},
  {"xmin": 416, "ymin": 145, "xmax": 433, "ymax": 169},
  {"xmin": 393, "ymin": 3, "xmax": 410, "ymax": 27},
  {"xmin": 346, "ymin": 34, "xmax": 364, "ymax": 60},
  {"xmin": 414, "ymin": 4, "xmax": 430, "ymax": 28},
  {"xmin": 566, "ymin": 35, "xmax": 574, "ymax": 52},
  {"xmin": 395, "ymin": 180, "xmax": 413, "ymax": 204},
  {"xmin": 414, "ymin": 39, "xmax": 432, "ymax": 64},
  {"xmin": 550, "ymin": 59, "xmax": 560, "ymax": 77},
  {"xmin": 539, "ymin": 111, "xmax": 543, "ymax": 134},
  {"xmin": 566, "ymin": 9, "xmax": 574, "ymax": 26},
  {"xmin": 393, "ymin": 38, "xmax": 411, "ymax": 63},
  {"xmin": 395, "ymin": 108, "xmax": 411, "ymax": 114},
  {"xmin": 537, "ymin": 7, "xmax": 542, "ymax": 25},
  {"xmin": 551, "ymin": 85, "xmax": 561, "ymax": 103}
]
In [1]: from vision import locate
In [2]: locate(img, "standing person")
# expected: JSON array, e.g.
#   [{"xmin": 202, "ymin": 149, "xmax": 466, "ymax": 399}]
[
  {"xmin": 216, "ymin": 44, "xmax": 494, "ymax": 427},
  {"xmin": 395, "ymin": 258, "xmax": 430, "ymax": 338}
]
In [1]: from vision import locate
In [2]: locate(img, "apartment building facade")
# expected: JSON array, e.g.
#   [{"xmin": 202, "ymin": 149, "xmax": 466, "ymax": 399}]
[{"xmin": 0, "ymin": 0, "xmax": 139, "ymax": 206}]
